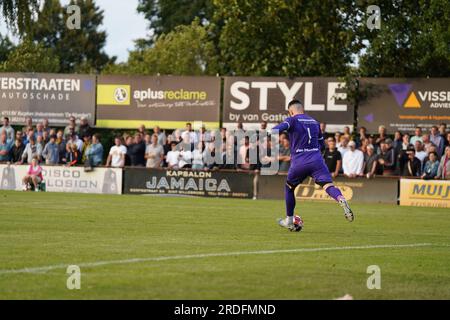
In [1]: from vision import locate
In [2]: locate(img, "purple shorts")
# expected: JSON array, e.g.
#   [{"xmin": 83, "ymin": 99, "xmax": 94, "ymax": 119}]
[{"xmin": 287, "ymin": 158, "xmax": 332, "ymax": 186}]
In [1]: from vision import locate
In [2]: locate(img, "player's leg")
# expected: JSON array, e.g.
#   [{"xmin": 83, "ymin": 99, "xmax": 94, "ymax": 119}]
[
  {"xmin": 312, "ymin": 162, "xmax": 354, "ymax": 222},
  {"xmin": 278, "ymin": 165, "xmax": 306, "ymax": 231}
]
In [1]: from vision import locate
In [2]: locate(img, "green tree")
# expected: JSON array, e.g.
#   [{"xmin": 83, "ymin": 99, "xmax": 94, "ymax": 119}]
[
  {"xmin": 104, "ymin": 20, "xmax": 218, "ymax": 76},
  {"xmin": 212, "ymin": 0, "xmax": 359, "ymax": 77},
  {"xmin": 0, "ymin": 0, "xmax": 40, "ymax": 34},
  {"xmin": 0, "ymin": 34, "xmax": 14, "ymax": 62},
  {"xmin": 0, "ymin": 38, "xmax": 59, "ymax": 72},
  {"xmin": 28, "ymin": 0, "xmax": 114, "ymax": 73},
  {"xmin": 357, "ymin": 0, "xmax": 450, "ymax": 77},
  {"xmin": 136, "ymin": 0, "xmax": 213, "ymax": 46}
]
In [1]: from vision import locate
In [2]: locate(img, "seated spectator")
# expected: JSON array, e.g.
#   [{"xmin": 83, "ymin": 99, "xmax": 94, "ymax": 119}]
[
  {"xmin": 358, "ymin": 137, "xmax": 369, "ymax": 154},
  {"xmin": 436, "ymin": 146, "xmax": 450, "ymax": 180},
  {"xmin": 364, "ymin": 144, "xmax": 381, "ymax": 178},
  {"xmin": 410, "ymin": 127, "xmax": 423, "ymax": 145},
  {"xmin": 78, "ymin": 117, "xmax": 92, "ymax": 138},
  {"xmin": 0, "ymin": 132, "xmax": 11, "ymax": 162},
  {"xmin": 378, "ymin": 139, "xmax": 396, "ymax": 175},
  {"xmin": 430, "ymin": 125, "xmax": 444, "ymax": 156},
  {"xmin": 127, "ymin": 133, "xmax": 146, "ymax": 166},
  {"xmin": 323, "ymin": 137, "xmax": 341, "ymax": 179},
  {"xmin": 342, "ymin": 141, "xmax": 364, "ymax": 178},
  {"xmin": 178, "ymin": 143, "xmax": 193, "ymax": 169},
  {"xmin": 42, "ymin": 135, "xmax": 59, "ymax": 165},
  {"xmin": 334, "ymin": 132, "xmax": 342, "ymax": 147},
  {"xmin": 106, "ymin": 137, "xmax": 127, "ymax": 168},
  {"xmin": 65, "ymin": 143, "xmax": 80, "ymax": 166},
  {"xmin": 192, "ymin": 141, "xmax": 205, "ymax": 170},
  {"xmin": 0, "ymin": 117, "xmax": 15, "ymax": 143},
  {"xmin": 421, "ymin": 152, "xmax": 439, "ymax": 180},
  {"xmin": 145, "ymin": 134, "xmax": 164, "ymax": 168},
  {"xmin": 84, "ymin": 134, "xmax": 104, "ymax": 168},
  {"xmin": 400, "ymin": 146, "xmax": 421, "ymax": 177},
  {"xmin": 10, "ymin": 138, "xmax": 25, "ymax": 163},
  {"xmin": 367, "ymin": 135, "xmax": 379, "ymax": 154},
  {"xmin": 22, "ymin": 157, "xmax": 43, "ymax": 191},
  {"xmin": 21, "ymin": 136, "xmax": 42, "ymax": 164}
]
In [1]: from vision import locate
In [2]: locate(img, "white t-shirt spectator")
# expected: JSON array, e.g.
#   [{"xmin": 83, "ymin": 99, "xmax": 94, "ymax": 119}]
[
  {"xmin": 178, "ymin": 150, "xmax": 192, "ymax": 168},
  {"xmin": 343, "ymin": 149, "xmax": 364, "ymax": 175},
  {"xmin": 415, "ymin": 150, "xmax": 427, "ymax": 163},
  {"xmin": 109, "ymin": 145, "xmax": 127, "ymax": 167},
  {"xmin": 146, "ymin": 144, "xmax": 164, "ymax": 168},
  {"xmin": 166, "ymin": 150, "xmax": 180, "ymax": 168},
  {"xmin": 338, "ymin": 145, "xmax": 350, "ymax": 158}
]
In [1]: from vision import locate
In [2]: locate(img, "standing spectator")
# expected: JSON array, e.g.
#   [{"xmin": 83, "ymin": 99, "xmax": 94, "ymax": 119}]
[
  {"xmin": 421, "ymin": 152, "xmax": 439, "ymax": 180},
  {"xmin": 57, "ymin": 131, "xmax": 67, "ymax": 164},
  {"xmin": 392, "ymin": 131, "xmax": 403, "ymax": 151},
  {"xmin": 42, "ymin": 118, "xmax": 51, "ymax": 134},
  {"xmin": 178, "ymin": 142, "xmax": 193, "ymax": 169},
  {"xmin": 378, "ymin": 139, "xmax": 396, "ymax": 175},
  {"xmin": 138, "ymin": 124, "xmax": 147, "ymax": 136},
  {"xmin": 22, "ymin": 157, "xmax": 43, "ymax": 191},
  {"xmin": 358, "ymin": 138, "xmax": 369, "ymax": 154},
  {"xmin": 439, "ymin": 123, "xmax": 448, "ymax": 148},
  {"xmin": 85, "ymin": 134, "xmax": 104, "ymax": 169},
  {"xmin": 10, "ymin": 138, "xmax": 25, "ymax": 163},
  {"xmin": 0, "ymin": 132, "xmax": 11, "ymax": 162},
  {"xmin": 127, "ymin": 133, "xmax": 146, "ymax": 166},
  {"xmin": 368, "ymin": 135, "xmax": 379, "ymax": 154},
  {"xmin": 414, "ymin": 141, "xmax": 428, "ymax": 164},
  {"xmin": 430, "ymin": 126, "xmax": 444, "ymax": 156},
  {"xmin": 21, "ymin": 136, "xmax": 42, "ymax": 164},
  {"xmin": 35, "ymin": 123, "xmax": 45, "ymax": 138},
  {"xmin": 343, "ymin": 126, "xmax": 351, "ymax": 139},
  {"xmin": 319, "ymin": 122, "xmax": 327, "ymax": 138},
  {"xmin": 42, "ymin": 135, "xmax": 59, "ymax": 165},
  {"xmin": 192, "ymin": 141, "xmax": 205, "ymax": 170},
  {"xmin": 399, "ymin": 133, "xmax": 410, "ymax": 152},
  {"xmin": 144, "ymin": 133, "xmax": 152, "ymax": 146},
  {"xmin": 355, "ymin": 126, "xmax": 367, "ymax": 147},
  {"xmin": 400, "ymin": 147, "xmax": 421, "ymax": 177},
  {"xmin": 342, "ymin": 141, "xmax": 364, "ymax": 178},
  {"xmin": 436, "ymin": 146, "xmax": 450, "ymax": 180},
  {"xmin": 0, "ymin": 117, "xmax": 15, "ymax": 143},
  {"xmin": 23, "ymin": 127, "xmax": 35, "ymax": 145},
  {"xmin": 66, "ymin": 132, "xmax": 83, "ymax": 151},
  {"xmin": 21, "ymin": 116, "xmax": 33, "ymax": 134},
  {"xmin": 145, "ymin": 134, "xmax": 164, "ymax": 168},
  {"xmin": 445, "ymin": 132, "xmax": 450, "ymax": 151},
  {"xmin": 278, "ymin": 135, "xmax": 291, "ymax": 172},
  {"xmin": 334, "ymin": 132, "xmax": 342, "ymax": 148},
  {"xmin": 364, "ymin": 144, "xmax": 380, "ymax": 178},
  {"xmin": 65, "ymin": 144, "xmax": 80, "ymax": 166},
  {"xmin": 78, "ymin": 117, "xmax": 92, "ymax": 138},
  {"xmin": 166, "ymin": 142, "xmax": 180, "ymax": 169},
  {"xmin": 106, "ymin": 137, "xmax": 127, "ymax": 168},
  {"xmin": 81, "ymin": 134, "xmax": 92, "ymax": 163},
  {"xmin": 323, "ymin": 137, "xmax": 341, "ymax": 178},
  {"xmin": 422, "ymin": 134, "xmax": 434, "ymax": 153},
  {"xmin": 410, "ymin": 127, "xmax": 423, "ymax": 145},
  {"xmin": 64, "ymin": 116, "xmax": 78, "ymax": 136},
  {"xmin": 153, "ymin": 126, "xmax": 166, "ymax": 146},
  {"xmin": 199, "ymin": 124, "xmax": 211, "ymax": 146},
  {"xmin": 337, "ymin": 136, "xmax": 350, "ymax": 158},
  {"xmin": 375, "ymin": 125, "xmax": 387, "ymax": 146},
  {"xmin": 182, "ymin": 122, "xmax": 198, "ymax": 146}
]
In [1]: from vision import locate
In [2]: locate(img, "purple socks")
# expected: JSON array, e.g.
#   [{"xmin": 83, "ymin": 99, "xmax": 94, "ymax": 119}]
[
  {"xmin": 325, "ymin": 185, "xmax": 344, "ymax": 202},
  {"xmin": 285, "ymin": 184, "xmax": 296, "ymax": 217}
]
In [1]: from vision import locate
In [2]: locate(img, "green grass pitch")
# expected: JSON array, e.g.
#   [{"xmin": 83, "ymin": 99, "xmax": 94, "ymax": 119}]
[{"xmin": 0, "ymin": 190, "xmax": 449, "ymax": 300}]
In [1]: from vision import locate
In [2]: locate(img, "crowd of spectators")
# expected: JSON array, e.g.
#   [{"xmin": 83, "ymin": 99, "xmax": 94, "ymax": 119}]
[{"xmin": 0, "ymin": 116, "xmax": 449, "ymax": 180}]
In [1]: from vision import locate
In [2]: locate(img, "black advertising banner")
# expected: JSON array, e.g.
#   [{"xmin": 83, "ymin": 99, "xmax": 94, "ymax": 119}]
[
  {"xmin": 358, "ymin": 78, "xmax": 450, "ymax": 134},
  {"xmin": 257, "ymin": 174, "xmax": 398, "ymax": 204},
  {"xmin": 96, "ymin": 75, "xmax": 221, "ymax": 129},
  {"xmin": 124, "ymin": 168, "xmax": 254, "ymax": 198},
  {"xmin": 0, "ymin": 73, "xmax": 96, "ymax": 126},
  {"xmin": 223, "ymin": 77, "xmax": 353, "ymax": 132}
]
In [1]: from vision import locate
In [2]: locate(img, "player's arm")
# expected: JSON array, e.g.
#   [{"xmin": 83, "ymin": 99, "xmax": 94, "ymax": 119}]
[{"xmin": 271, "ymin": 118, "xmax": 292, "ymax": 133}]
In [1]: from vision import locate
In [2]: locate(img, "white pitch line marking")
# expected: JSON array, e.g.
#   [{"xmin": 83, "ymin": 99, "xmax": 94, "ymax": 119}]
[{"xmin": 0, "ymin": 243, "xmax": 433, "ymax": 275}]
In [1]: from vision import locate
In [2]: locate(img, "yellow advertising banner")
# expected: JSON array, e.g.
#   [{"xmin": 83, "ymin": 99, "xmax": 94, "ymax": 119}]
[{"xmin": 400, "ymin": 179, "xmax": 450, "ymax": 208}]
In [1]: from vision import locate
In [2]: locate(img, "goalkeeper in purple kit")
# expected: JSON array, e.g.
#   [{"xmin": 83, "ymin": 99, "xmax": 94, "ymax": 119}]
[{"xmin": 272, "ymin": 99, "xmax": 354, "ymax": 232}]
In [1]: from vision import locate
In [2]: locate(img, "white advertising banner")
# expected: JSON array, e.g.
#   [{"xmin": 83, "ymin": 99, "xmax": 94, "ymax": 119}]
[{"xmin": 0, "ymin": 164, "xmax": 122, "ymax": 194}]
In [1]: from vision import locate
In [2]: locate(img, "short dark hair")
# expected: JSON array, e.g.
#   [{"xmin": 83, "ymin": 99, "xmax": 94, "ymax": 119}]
[
  {"xmin": 3, "ymin": 117, "xmax": 9, "ymax": 121},
  {"xmin": 288, "ymin": 99, "xmax": 303, "ymax": 108}
]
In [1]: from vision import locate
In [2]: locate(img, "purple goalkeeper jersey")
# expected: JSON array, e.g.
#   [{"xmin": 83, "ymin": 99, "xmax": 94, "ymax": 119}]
[{"xmin": 273, "ymin": 113, "xmax": 325, "ymax": 164}]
